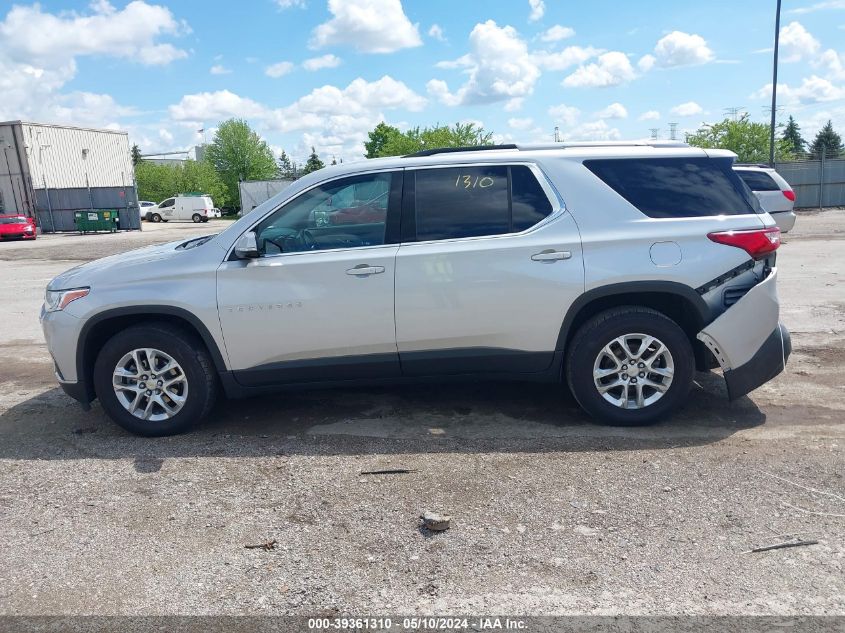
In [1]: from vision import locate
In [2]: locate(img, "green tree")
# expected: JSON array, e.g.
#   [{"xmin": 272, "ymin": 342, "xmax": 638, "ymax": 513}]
[
  {"xmin": 685, "ymin": 115, "xmax": 794, "ymax": 163},
  {"xmin": 277, "ymin": 150, "xmax": 295, "ymax": 179},
  {"xmin": 809, "ymin": 120, "xmax": 844, "ymax": 159},
  {"xmin": 364, "ymin": 122, "xmax": 404, "ymax": 158},
  {"xmin": 302, "ymin": 146, "xmax": 325, "ymax": 174},
  {"xmin": 781, "ymin": 116, "xmax": 806, "ymax": 156},
  {"xmin": 135, "ymin": 160, "xmax": 230, "ymax": 208},
  {"xmin": 365, "ymin": 122, "xmax": 495, "ymax": 158},
  {"xmin": 130, "ymin": 144, "xmax": 142, "ymax": 166},
  {"xmin": 205, "ymin": 119, "xmax": 277, "ymax": 207}
]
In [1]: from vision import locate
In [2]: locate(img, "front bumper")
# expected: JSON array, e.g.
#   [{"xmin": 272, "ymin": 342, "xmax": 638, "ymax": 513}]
[{"xmin": 723, "ymin": 323, "xmax": 791, "ymax": 400}]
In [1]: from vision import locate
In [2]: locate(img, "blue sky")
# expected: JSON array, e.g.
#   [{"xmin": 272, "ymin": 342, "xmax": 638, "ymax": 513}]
[{"xmin": 1, "ymin": 0, "xmax": 844, "ymax": 164}]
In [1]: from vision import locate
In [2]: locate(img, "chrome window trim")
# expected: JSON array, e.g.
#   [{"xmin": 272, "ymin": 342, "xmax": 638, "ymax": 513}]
[{"xmin": 224, "ymin": 160, "xmax": 567, "ymax": 260}]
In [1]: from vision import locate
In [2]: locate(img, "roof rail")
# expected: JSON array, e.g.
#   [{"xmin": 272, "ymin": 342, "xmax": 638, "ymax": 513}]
[
  {"xmin": 517, "ymin": 140, "xmax": 690, "ymax": 150},
  {"xmin": 734, "ymin": 163, "xmax": 771, "ymax": 169},
  {"xmin": 402, "ymin": 144, "xmax": 518, "ymax": 158}
]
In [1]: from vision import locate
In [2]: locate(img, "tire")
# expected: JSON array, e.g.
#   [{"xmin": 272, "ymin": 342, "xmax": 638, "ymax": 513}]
[
  {"xmin": 565, "ymin": 306, "xmax": 694, "ymax": 426},
  {"xmin": 192, "ymin": 213, "xmax": 202, "ymax": 223},
  {"xmin": 201, "ymin": 217, "xmax": 209, "ymax": 223},
  {"xmin": 150, "ymin": 213, "xmax": 162, "ymax": 223},
  {"xmin": 93, "ymin": 323, "xmax": 217, "ymax": 436}
]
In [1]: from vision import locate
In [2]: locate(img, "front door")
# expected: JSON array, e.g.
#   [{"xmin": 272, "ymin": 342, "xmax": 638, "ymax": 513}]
[
  {"xmin": 217, "ymin": 171, "xmax": 402, "ymax": 386},
  {"xmin": 395, "ymin": 164, "xmax": 584, "ymax": 375}
]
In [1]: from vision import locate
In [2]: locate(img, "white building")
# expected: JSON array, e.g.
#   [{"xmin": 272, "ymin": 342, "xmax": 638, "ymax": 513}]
[{"xmin": 0, "ymin": 121, "xmax": 140, "ymax": 231}]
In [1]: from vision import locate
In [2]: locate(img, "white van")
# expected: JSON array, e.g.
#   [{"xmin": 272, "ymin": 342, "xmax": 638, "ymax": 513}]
[{"xmin": 146, "ymin": 195, "xmax": 215, "ymax": 223}]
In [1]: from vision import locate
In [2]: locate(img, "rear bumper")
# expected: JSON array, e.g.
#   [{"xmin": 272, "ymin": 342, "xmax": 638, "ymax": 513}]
[
  {"xmin": 697, "ymin": 267, "xmax": 790, "ymax": 400},
  {"xmin": 723, "ymin": 323, "xmax": 791, "ymax": 400},
  {"xmin": 770, "ymin": 210, "xmax": 796, "ymax": 233}
]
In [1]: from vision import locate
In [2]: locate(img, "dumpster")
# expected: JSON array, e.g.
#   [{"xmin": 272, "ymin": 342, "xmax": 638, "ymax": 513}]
[{"xmin": 74, "ymin": 210, "xmax": 118, "ymax": 233}]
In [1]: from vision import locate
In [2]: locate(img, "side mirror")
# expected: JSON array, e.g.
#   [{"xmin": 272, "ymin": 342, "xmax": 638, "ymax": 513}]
[{"xmin": 234, "ymin": 231, "xmax": 260, "ymax": 259}]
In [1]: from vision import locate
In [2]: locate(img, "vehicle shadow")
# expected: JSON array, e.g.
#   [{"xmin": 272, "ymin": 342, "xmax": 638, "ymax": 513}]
[{"xmin": 0, "ymin": 371, "xmax": 767, "ymax": 466}]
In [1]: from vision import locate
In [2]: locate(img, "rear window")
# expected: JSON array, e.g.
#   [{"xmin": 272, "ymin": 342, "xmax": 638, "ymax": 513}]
[
  {"xmin": 413, "ymin": 165, "xmax": 554, "ymax": 241},
  {"xmin": 584, "ymin": 157, "xmax": 756, "ymax": 218},
  {"xmin": 736, "ymin": 170, "xmax": 780, "ymax": 192}
]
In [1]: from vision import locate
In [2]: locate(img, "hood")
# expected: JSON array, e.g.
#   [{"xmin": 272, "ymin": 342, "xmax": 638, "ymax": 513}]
[{"xmin": 48, "ymin": 238, "xmax": 196, "ymax": 290}]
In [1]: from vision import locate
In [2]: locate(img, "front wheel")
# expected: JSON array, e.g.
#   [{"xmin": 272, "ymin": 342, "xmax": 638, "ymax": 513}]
[
  {"xmin": 93, "ymin": 324, "xmax": 217, "ymax": 436},
  {"xmin": 566, "ymin": 306, "xmax": 694, "ymax": 426},
  {"xmin": 150, "ymin": 213, "xmax": 162, "ymax": 223}
]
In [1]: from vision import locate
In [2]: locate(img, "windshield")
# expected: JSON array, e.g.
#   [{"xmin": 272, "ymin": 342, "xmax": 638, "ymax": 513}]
[{"xmin": 0, "ymin": 217, "xmax": 27, "ymax": 225}]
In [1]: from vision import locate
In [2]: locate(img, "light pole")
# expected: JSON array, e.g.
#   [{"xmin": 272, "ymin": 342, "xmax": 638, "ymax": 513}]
[{"xmin": 769, "ymin": 0, "xmax": 782, "ymax": 167}]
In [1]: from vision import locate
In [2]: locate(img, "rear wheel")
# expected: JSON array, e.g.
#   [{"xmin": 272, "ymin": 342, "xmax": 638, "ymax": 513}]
[
  {"xmin": 93, "ymin": 324, "xmax": 217, "ymax": 436},
  {"xmin": 150, "ymin": 213, "xmax": 162, "ymax": 223},
  {"xmin": 566, "ymin": 306, "xmax": 694, "ymax": 426},
  {"xmin": 192, "ymin": 213, "xmax": 202, "ymax": 223}
]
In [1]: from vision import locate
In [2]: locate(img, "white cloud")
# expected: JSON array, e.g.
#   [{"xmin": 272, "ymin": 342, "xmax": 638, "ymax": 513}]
[
  {"xmin": 0, "ymin": 1, "xmax": 188, "ymax": 67},
  {"xmin": 0, "ymin": 1, "xmax": 188, "ymax": 125},
  {"xmin": 815, "ymin": 48, "xmax": 845, "ymax": 79},
  {"xmin": 670, "ymin": 101, "xmax": 704, "ymax": 117},
  {"xmin": 779, "ymin": 22, "xmax": 821, "ymax": 62},
  {"xmin": 265, "ymin": 61, "xmax": 295, "ymax": 78},
  {"xmin": 428, "ymin": 24, "xmax": 445, "ymax": 41},
  {"xmin": 210, "ymin": 64, "xmax": 231, "ymax": 75},
  {"xmin": 540, "ymin": 25, "xmax": 575, "ymax": 42},
  {"xmin": 639, "ymin": 110, "xmax": 661, "ymax": 121},
  {"xmin": 508, "ymin": 117, "xmax": 534, "ymax": 130},
  {"xmin": 596, "ymin": 102, "xmax": 628, "ymax": 119},
  {"xmin": 563, "ymin": 51, "xmax": 636, "ymax": 87},
  {"xmin": 752, "ymin": 75, "xmax": 845, "ymax": 104},
  {"xmin": 652, "ymin": 31, "xmax": 714, "ymax": 67},
  {"xmin": 533, "ymin": 46, "xmax": 602, "ymax": 71},
  {"xmin": 504, "ymin": 98, "xmax": 525, "ymax": 112},
  {"xmin": 427, "ymin": 20, "xmax": 540, "ymax": 105},
  {"xmin": 788, "ymin": 1, "xmax": 845, "ymax": 14},
  {"xmin": 311, "ymin": 0, "xmax": 422, "ymax": 53},
  {"xmin": 637, "ymin": 54, "xmax": 656, "ymax": 72},
  {"xmin": 169, "ymin": 90, "xmax": 268, "ymax": 122},
  {"xmin": 528, "ymin": 0, "xmax": 545, "ymax": 22},
  {"xmin": 302, "ymin": 54, "xmax": 342, "ymax": 71},
  {"xmin": 548, "ymin": 104, "xmax": 580, "ymax": 127},
  {"xmin": 565, "ymin": 120, "xmax": 621, "ymax": 141}
]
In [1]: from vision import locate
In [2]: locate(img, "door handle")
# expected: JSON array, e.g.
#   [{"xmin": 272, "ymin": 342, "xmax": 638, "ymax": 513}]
[
  {"xmin": 531, "ymin": 250, "xmax": 572, "ymax": 262},
  {"xmin": 346, "ymin": 264, "xmax": 385, "ymax": 276}
]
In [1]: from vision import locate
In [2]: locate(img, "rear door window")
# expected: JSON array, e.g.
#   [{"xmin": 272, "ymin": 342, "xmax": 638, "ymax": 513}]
[
  {"xmin": 736, "ymin": 170, "xmax": 780, "ymax": 191},
  {"xmin": 584, "ymin": 157, "xmax": 756, "ymax": 218},
  {"xmin": 413, "ymin": 165, "xmax": 554, "ymax": 241}
]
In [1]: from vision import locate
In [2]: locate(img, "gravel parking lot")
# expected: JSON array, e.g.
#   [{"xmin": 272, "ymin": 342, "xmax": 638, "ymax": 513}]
[{"xmin": 0, "ymin": 215, "xmax": 843, "ymax": 616}]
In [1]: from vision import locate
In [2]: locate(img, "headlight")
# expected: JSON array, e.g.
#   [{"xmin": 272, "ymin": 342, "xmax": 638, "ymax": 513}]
[{"xmin": 45, "ymin": 288, "xmax": 90, "ymax": 312}]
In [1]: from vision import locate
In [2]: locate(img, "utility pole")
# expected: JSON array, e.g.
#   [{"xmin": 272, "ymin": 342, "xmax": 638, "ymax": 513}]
[
  {"xmin": 724, "ymin": 107, "xmax": 745, "ymax": 121},
  {"xmin": 770, "ymin": 0, "xmax": 782, "ymax": 167},
  {"xmin": 668, "ymin": 123, "xmax": 678, "ymax": 141},
  {"xmin": 554, "ymin": 126, "xmax": 561, "ymax": 143},
  {"xmin": 649, "ymin": 128, "xmax": 660, "ymax": 140}
]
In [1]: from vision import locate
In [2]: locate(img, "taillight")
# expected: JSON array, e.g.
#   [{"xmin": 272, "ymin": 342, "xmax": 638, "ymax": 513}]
[
  {"xmin": 707, "ymin": 227, "xmax": 781, "ymax": 259},
  {"xmin": 783, "ymin": 189, "xmax": 795, "ymax": 202}
]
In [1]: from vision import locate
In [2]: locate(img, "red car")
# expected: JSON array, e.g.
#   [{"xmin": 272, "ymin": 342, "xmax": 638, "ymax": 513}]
[{"xmin": 0, "ymin": 214, "xmax": 37, "ymax": 240}]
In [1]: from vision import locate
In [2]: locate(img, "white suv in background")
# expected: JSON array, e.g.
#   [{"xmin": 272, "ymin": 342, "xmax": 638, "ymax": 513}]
[
  {"xmin": 41, "ymin": 142, "xmax": 791, "ymax": 436},
  {"xmin": 734, "ymin": 165, "xmax": 797, "ymax": 233}
]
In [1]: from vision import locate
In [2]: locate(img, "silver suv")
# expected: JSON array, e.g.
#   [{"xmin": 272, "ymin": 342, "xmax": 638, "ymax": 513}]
[{"xmin": 41, "ymin": 142, "xmax": 791, "ymax": 436}]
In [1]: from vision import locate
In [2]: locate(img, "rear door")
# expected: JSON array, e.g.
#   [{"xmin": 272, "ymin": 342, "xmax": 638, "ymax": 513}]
[{"xmin": 394, "ymin": 163, "xmax": 583, "ymax": 376}]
